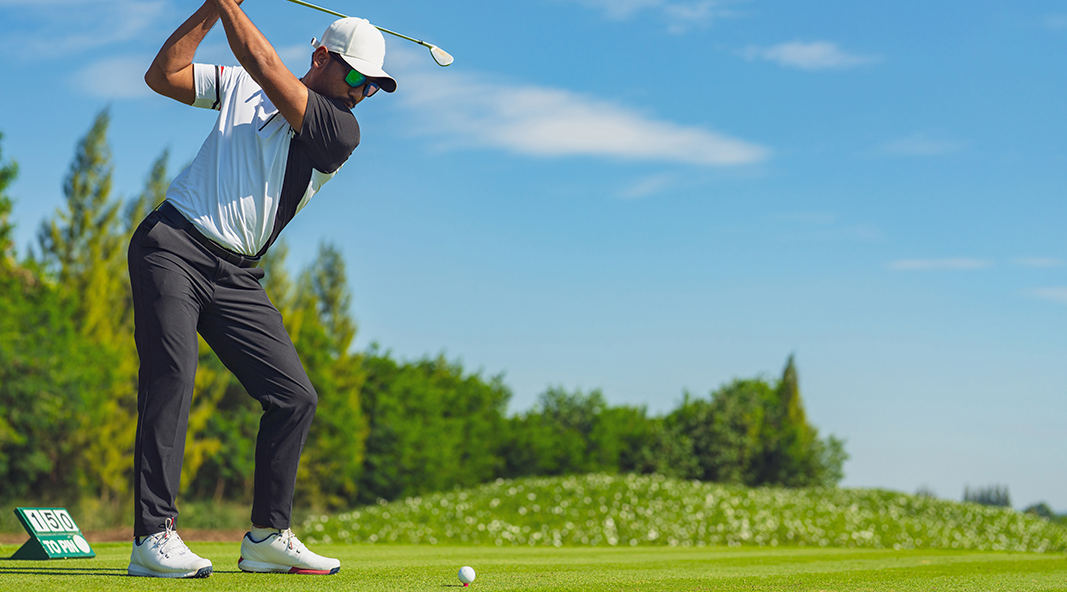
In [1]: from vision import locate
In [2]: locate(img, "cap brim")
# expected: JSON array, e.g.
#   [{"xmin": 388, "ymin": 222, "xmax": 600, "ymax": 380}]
[{"xmin": 339, "ymin": 54, "xmax": 397, "ymax": 93}]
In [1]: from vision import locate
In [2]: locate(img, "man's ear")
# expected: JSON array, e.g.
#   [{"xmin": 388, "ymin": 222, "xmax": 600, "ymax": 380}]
[{"xmin": 311, "ymin": 46, "xmax": 331, "ymax": 69}]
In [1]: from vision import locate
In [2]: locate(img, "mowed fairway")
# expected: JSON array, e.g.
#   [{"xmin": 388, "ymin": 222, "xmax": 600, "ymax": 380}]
[{"xmin": 1, "ymin": 542, "xmax": 1065, "ymax": 591}]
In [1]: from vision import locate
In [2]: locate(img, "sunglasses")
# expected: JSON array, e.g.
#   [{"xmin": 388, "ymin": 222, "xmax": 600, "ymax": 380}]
[{"xmin": 329, "ymin": 52, "xmax": 380, "ymax": 97}]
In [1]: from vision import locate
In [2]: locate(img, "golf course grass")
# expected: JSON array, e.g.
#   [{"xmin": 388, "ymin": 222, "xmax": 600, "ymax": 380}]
[
  {"xmin": 5, "ymin": 476, "xmax": 1064, "ymax": 589},
  {"xmin": 1, "ymin": 541, "xmax": 1065, "ymax": 591}
]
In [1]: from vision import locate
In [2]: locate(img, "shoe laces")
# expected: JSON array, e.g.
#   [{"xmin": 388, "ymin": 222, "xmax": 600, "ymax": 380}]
[
  {"xmin": 278, "ymin": 528, "xmax": 306, "ymax": 554},
  {"xmin": 149, "ymin": 518, "xmax": 190, "ymax": 559}
]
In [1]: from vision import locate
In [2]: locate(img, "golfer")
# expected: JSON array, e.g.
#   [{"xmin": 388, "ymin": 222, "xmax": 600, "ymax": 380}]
[{"xmin": 127, "ymin": 0, "xmax": 394, "ymax": 578}]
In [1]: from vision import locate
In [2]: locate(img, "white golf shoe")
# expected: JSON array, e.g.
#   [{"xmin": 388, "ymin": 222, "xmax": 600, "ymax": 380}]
[
  {"xmin": 128, "ymin": 520, "xmax": 212, "ymax": 578},
  {"xmin": 239, "ymin": 528, "xmax": 340, "ymax": 575}
]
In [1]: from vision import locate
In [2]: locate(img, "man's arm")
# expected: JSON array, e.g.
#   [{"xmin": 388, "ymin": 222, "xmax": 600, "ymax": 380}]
[
  {"xmin": 145, "ymin": 1, "xmax": 220, "ymax": 105},
  {"xmin": 210, "ymin": 0, "xmax": 310, "ymax": 131}
]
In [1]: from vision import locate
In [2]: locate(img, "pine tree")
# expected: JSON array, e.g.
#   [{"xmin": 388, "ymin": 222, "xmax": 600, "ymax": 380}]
[
  {"xmin": 38, "ymin": 108, "xmax": 126, "ymax": 345},
  {"xmin": 310, "ymin": 243, "xmax": 357, "ymax": 356},
  {"xmin": 37, "ymin": 109, "xmax": 136, "ymax": 501},
  {"xmin": 0, "ymin": 132, "xmax": 18, "ymax": 268},
  {"xmin": 293, "ymin": 242, "xmax": 367, "ymax": 508},
  {"xmin": 761, "ymin": 355, "xmax": 819, "ymax": 486},
  {"xmin": 1, "ymin": 131, "xmax": 122, "ymax": 501},
  {"xmin": 125, "ymin": 148, "xmax": 169, "ymax": 236}
]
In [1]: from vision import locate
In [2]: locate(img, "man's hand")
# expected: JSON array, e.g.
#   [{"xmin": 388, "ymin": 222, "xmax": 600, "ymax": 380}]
[
  {"xmin": 145, "ymin": 1, "xmax": 220, "ymax": 105},
  {"xmin": 211, "ymin": 0, "xmax": 310, "ymax": 131}
]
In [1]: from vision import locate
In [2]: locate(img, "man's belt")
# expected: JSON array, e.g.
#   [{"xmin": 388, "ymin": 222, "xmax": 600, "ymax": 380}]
[{"xmin": 157, "ymin": 201, "xmax": 262, "ymax": 269}]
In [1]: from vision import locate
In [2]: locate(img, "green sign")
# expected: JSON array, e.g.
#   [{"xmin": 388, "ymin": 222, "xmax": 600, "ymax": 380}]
[{"xmin": 10, "ymin": 507, "xmax": 95, "ymax": 560}]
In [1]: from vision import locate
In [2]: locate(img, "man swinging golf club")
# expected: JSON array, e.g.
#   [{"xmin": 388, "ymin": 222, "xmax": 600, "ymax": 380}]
[{"xmin": 127, "ymin": 0, "xmax": 395, "ymax": 578}]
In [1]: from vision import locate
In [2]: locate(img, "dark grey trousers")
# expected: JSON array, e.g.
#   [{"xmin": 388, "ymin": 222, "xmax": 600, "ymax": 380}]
[{"xmin": 128, "ymin": 203, "xmax": 317, "ymax": 537}]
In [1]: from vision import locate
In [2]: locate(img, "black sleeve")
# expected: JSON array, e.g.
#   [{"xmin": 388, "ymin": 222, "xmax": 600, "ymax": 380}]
[{"xmin": 295, "ymin": 91, "xmax": 361, "ymax": 174}]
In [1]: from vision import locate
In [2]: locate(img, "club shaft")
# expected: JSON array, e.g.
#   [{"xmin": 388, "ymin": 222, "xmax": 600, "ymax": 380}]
[
  {"xmin": 282, "ymin": 0, "xmax": 435, "ymax": 49},
  {"xmin": 284, "ymin": 0, "xmax": 346, "ymax": 19}
]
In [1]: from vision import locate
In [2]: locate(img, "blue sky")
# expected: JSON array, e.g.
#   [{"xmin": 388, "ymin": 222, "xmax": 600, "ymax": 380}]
[{"xmin": 1, "ymin": 0, "xmax": 1065, "ymax": 511}]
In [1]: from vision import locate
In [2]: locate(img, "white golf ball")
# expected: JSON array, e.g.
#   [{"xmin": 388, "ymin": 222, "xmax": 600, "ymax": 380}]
[{"xmin": 458, "ymin": 565, "xmax": 476, "ymax": 585}]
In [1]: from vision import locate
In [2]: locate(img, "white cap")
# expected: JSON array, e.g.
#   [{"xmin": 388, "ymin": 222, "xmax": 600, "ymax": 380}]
[{"xmin": 312, "ymin": 17, "xmax": 397, "ymax": 92}]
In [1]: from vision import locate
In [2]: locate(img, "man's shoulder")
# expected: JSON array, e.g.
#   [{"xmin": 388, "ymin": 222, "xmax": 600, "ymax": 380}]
[
  {"xmin": 295, "ymin": 89, "xmax": 360, "ymax": 173},
  {"xmin": 308, "ymin": 91, "xmax": 358, "ymax": 124},
  {"xmin": 306, "ymin": 90, "xmax": 360, "ymax": 146}
]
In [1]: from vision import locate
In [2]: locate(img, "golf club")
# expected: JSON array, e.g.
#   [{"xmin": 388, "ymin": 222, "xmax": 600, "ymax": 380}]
[{"xmin": 282, "ymin": 0, "xmax": 454, "ymax": 67}]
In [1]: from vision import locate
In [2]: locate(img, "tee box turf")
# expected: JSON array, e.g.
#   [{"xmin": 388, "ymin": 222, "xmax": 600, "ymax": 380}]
[{"xmin": 9, "ymin": 507, "xmax": 95, "ymax": 560}]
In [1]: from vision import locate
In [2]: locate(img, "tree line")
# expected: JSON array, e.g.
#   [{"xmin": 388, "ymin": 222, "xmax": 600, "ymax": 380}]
[{"xmin": 0, "ymin": 111, "xmax": 847, "ymax": 513}]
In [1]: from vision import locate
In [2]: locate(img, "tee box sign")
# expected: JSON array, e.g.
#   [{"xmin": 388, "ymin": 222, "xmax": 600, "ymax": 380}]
[{"xmin": 10, "ymin": 508, "xmax": 95, "ymax": 560}]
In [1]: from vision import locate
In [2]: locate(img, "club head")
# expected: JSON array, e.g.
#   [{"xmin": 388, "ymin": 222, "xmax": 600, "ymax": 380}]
[{"xmin": 429, "ymin": 45, "xmax": 454, "ymax": 67}]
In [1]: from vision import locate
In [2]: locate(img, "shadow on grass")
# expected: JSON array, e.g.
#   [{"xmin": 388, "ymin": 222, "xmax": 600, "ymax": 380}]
[
  {"xmin": 0, "ymin": 565, "xmax": 126, "ymax": 577},
  {"xmin": 0, "ymin": 565, "xmax": 247, "ymax": 577}
]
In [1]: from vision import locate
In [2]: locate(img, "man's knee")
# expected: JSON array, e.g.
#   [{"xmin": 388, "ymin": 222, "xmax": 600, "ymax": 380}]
[
  {"xmin": 295, "ymin": 383, "xmax": 318, "ymax": 415},
  {"xmin": 141, "ymin": 363, "xmax": 197, "ymax": 403},
  {"xmin": 277, "ymin": 380, "xmax": 317, "ymax": 419}
]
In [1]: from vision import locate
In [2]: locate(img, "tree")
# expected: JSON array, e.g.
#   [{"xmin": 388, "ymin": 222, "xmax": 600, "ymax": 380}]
[
  {"xmin": 617, "ymin": 414, "xmax": 698, "ymax": 478},
  {"xmin": 1024, "ymin": 502, "xmax": 1054, "ymax": 520},
  {"xmin": 915, "ymin": 485, "xmax": 938, "ymax": 498},
  {"xmin": 757, "ymin": 355, "xmax": 818, "ymax": 485},
  {"xmin": 0, "ymin": 132, "xmax": 18, "ymax": 268},
  {"xmin": 0, "ymin": 265, "xmax": 121, "ymax": 501},
  {"xmin": 125, "ymin": 148, "xmax": 169, "ymax": 237},
  {"xmin": 665, "ymin": 380, "xmax": 771, "ymax": 485},
  {"xmin": 754, "ymin": 356, "xmax": 846, "ymax": 487},
  {"xmin": 0, "ymin": 141, "xmax": 122, "ymax": 500},
  {"xmin": 35, "ymin": 109, "xmax": 137, "ymax": 501},
  {"xmin": 292, "ymin": 243, "xmax": 367, "ymax": 508},
  {"xmin": 359, "ymin": 349, "xmax": 510, "ymax": 503},
  {"xmin": 594, "ymin": 405, "xmax": 661, "ymax": 474},
  {"xmin": 964, "ymin": 485, "xmax": 1011, "ymax": 507},
  {"xmin": 502, "ymin": 387, "xmax": 611, "ymax": 478},
  {"xmin": 38, "ymin": 108, "xmax": 125, "ymax": 331},
  {"xmin": 665, "ymin": 357, "xmax": 847, "ymax": 488}
]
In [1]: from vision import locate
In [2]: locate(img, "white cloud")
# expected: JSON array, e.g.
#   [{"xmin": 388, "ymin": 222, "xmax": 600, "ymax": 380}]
[
  {"xmin": 277, "ymin": 44, "xmax": 314, "ymax": 74},
  {"xmin": 571, "ymin": 0, "xmax": 663, "ymax": 19},
  {"xmin": 618, "ymin": 173, "xmax": 677, "ymax": 199},
  {"xmin": 1032, "ymin": 288, "xmax": 1067, "ymax": 304},
  {"xmin": 888, "ymin": 258, "xmax": 1064, "ymax": 271},
  {"xmin": 1015, "ymin": 258, "xmax": 1064, "ymax": 268},
  {"xmin": 781, "ymin": 225, "xmax": 881, "ymax": 243},
  {"xmin": 562, "ymin": 0, "xmax": 739, "ymax": 32},
  {"xmin": 662, "ymin": 1, "xmax": 734, "ymax": 32},
  {"xmin": 1045, "ymin": 14, "xmax": 1067, "ymax": 31},
  {"xmin": 1, "ymin": 0, "xmax": 167, "ymax": 58},
  {"xmin": 75, "ymin": 55, "xmax": 153, "ymax": 99},
  {"xmin": 740, "ymin": 41, "xmax": 880, "ymax": 71},
  {"xmin": 399, "ymin": 70, "xmax": 770, "ymax": 166},
  {"xmin": 775, "ymin": 212, "xmax": 881, "ymax": 242},
  {"xmin": 889, "ymin": 258, "xmax": 993, "ymax": 271},
  {"xmin": 184, "ymin": 42, "xmax": 309, "ymax": 73},
  {"xmin": 880, "ymin": 132, "xmax": 964, "ymax": 156}
]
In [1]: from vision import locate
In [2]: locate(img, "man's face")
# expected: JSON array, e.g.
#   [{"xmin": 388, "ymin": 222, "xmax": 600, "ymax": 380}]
[{"xmin": 323, "ymin": 51, "xmax": 378, "ymax": 109}]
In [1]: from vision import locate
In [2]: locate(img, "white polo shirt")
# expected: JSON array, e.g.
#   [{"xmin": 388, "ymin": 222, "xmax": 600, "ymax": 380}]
[{"xmin": 166, "ymin": 64, "xmax": 360, "ymax": 256}]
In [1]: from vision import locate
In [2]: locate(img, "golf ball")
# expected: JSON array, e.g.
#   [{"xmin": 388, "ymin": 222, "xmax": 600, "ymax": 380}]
[{"xmin": 458, "ymin": 565, "xmax": 476, "ymax": 585}]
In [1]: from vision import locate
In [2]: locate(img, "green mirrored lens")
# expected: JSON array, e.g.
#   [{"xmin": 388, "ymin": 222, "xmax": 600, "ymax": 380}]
[{"xmin": 345, "ymin": 69, "xmax": 367, "ymax": 88}]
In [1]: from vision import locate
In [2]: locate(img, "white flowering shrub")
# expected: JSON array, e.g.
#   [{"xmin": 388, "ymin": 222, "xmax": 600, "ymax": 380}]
[{"xmin": 302, "ymin": 474, "xmax": 1067, "ymax": 552}]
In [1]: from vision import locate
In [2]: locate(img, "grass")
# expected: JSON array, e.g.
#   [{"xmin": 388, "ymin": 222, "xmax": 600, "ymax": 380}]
[
  {"xmin": 3, "ymin": 475, "xmax": 1065, "ymax": 589},
  {"xmin": 302, "ymin": 474, "xmax": 1067, "ymax": 553},
  {"xmin": 1, "ymin": 542, "xmax": 1065, "ymax": 591}
]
